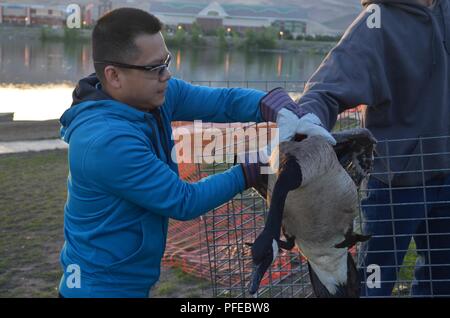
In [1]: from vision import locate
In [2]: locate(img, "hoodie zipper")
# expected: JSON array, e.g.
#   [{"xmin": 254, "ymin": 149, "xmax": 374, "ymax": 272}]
[
  {"xmin": 144, "ymin": 115, "xmax": 162, "ymax": 160},
  {"xmin": 149, "ymin": 109, "xmax": 170, "ymax": 248},
  {"xmin": 151, "ymin": 108, "xmax": 170, "ymax": 163}
]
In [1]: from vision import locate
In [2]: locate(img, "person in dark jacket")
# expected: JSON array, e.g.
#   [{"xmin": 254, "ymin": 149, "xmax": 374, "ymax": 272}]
[
  {"xmin": 296, "ymin": 0, "xmax": 450, "ymax": 296},
  {"xmin": 58, "ymin": 8, "xmax": 335, "ymax": 297}
]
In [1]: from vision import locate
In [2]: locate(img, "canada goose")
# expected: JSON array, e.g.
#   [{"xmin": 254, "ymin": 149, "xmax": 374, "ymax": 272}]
[{"xmin": 248, "ymin": 128, "xmax": 376, "ymax": 297}]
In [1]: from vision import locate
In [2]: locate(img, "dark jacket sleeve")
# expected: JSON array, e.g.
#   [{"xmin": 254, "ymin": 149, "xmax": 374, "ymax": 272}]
[{"xmin": 298, "ymin": 10, "xmax": 392, "ymax": 130}]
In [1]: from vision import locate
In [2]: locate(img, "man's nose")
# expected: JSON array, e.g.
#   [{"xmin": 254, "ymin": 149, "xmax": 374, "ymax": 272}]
[{"xmin": 160, "ymin": 68, "xmax": 171, "ymax": 82}]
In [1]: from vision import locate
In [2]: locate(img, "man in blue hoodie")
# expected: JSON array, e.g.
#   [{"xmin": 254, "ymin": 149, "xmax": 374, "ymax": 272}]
[
  {"xmin": 58, "ymin": 8, "xmax": 335, "ymax": 297},
  {"xmin": 297, "ymin": 0, "xmax": 450, "ymax": 296}
]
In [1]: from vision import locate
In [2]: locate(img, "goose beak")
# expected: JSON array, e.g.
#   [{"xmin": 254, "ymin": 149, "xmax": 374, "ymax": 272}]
[{"xmin": 248, "ymin": 237, "xmax": 279, "ymax": 295}]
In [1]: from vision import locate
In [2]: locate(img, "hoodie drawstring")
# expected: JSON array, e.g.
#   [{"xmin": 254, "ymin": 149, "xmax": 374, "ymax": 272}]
[
  {"xmin": 421, "ymin": 0, "xmax": 450, "ymax": 75},
  {"xmin": 416, "ymin": 2, "xmax": 439, "ymax": 75},
  {"xmin": 428, "ymin": 9, "xmax": 438, "ymax": 69},
  {"xmin": 439, "ymin": 0, "xmax": 450, "ymax": 54},
  {"xmin": 364, "ymin": 1, "xmax": 445, "ymax": 75}
]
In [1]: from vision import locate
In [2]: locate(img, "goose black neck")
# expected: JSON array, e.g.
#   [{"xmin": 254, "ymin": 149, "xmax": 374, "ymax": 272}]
[
  {"xmin": 264, "ymin": 179, "xmax": 290, "ymax": 239},
  {"xmin": 264, "ymin": 155, "xmax": 303, "ymax": 238}
]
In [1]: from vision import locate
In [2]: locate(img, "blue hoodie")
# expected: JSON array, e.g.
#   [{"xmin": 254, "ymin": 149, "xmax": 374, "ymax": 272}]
[
  {"xmin": 58, "ymin": 75, "xmax": 265, "ymax": 297},
  {"xmin": 298, "ymin": 0, "xmax": 450, "ymax": 186}
]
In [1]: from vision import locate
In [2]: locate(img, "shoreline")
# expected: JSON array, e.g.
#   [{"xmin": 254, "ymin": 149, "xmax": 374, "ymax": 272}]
[
  {"xmin": 0, "ymin": 25, "xmax": 337, "ymax": 54},
  {"xmin": 0, "ymin": 119, "xmax": 61, "ymax": 142}
]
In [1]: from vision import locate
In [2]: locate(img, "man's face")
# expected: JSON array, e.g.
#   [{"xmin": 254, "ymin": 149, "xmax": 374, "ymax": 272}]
[{"xmin": 108, "ymin": 32, "xmax": 171, "ymax": 112}]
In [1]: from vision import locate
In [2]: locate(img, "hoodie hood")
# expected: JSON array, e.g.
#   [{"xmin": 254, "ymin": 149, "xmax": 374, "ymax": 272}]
[
  {"xmin": 362, "ymin": 0, "xmax": 434, "ymax": 6},
  {"xmin": 361, "ymin": 0, "xmax": 450, "ymax": 65},
  {"xmin": 71, "ymin": 73, "xmax": 112, "ymax": 107},
  {"xmin": 362, "ymin": 0, "xmax": 439, "ymax": 18},
  {"xmin": 299, "ymin": 0, "xmax": 450, "ymax": 186},
  {"xmin": 59, "ymin": 74, "xmax": 149, "ymax": 143}
]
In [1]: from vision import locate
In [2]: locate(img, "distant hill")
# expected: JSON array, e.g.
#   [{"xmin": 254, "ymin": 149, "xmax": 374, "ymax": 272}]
[
  {"xmin": 323, "ymin": 13, "xmax": 361, "ymax": 30},
  {"xmin": 150, "ymin": 0, "xmax": 364, "ymax": 25},
  {"xmin": 1, "ymin": 0, "xmax": 364, "ymax": 33},
  {"xmin": 147, "ymin": 0, "xmax": 364, "ymax": 32}
]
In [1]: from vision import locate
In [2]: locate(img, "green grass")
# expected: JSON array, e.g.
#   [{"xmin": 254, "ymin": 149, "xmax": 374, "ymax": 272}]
[
  {"xmin": 0, "ymin": 149, "xmax": 212, "ymax": 298},
  {"xmin": 392, "ymin": 240, "xmax": 417, "ymax": 296},
  {"xmin": 332, "ymin": 117, "xmax": 361, "ymax": 132},
  {"xmin": 152, "ymin": 266, "xmax": 212, "ymax": 298},
  {"xmin": 0, "ymin": 149, "xmax": 420, "ymax": 298},
  {"xmin": 398, "ymin": 240, "xmax": 417, "ymax": 282},
  {"xmin": 153, "ymin": 281, "xmax": 177, "ymax": 296},
  {"xmin": 0, "ymin": 150, "xmax": 68, "ymax": 298}
]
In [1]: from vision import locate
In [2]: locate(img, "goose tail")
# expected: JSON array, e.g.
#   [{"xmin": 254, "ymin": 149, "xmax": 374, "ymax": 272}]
[{"xmin": 307, "ymin": 253, "xmax": 360, "ymax": 298}]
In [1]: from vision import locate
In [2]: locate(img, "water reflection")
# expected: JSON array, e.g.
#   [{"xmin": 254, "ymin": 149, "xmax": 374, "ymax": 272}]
[
  {"xmin": 0, "ymin": 36, "xmax": 325, "ymax": 84},
  {"xmin": 0, "ymin": 84, "xmax": 73, "ymax": 121},
  {"xmin": 24, "ymin": 44, "xmax": 30, "ymax": 69},
  {"xmin": 224, "ymin": 52, "xmax": 230, "ymax": 76},
  {"xmin": 0, "ymin": 37, "xmax": 327, "ymax": 120},
  {"xmin": 277, "ymin": 54, "xmax": 283, "ymax": 78},
  {"xmin": 176, "ymin": 49, "xmax": 181, "ymax": 72}
]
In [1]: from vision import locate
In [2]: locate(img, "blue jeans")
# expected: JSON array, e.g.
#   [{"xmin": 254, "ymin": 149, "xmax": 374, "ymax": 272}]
[{"xmin": 359, "ymin": 175, "xmax": 450, "ymax": 297}]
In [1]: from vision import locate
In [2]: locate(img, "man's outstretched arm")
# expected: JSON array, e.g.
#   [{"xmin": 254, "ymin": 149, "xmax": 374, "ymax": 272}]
[{"xmin": 298, "ymin": 10, "xmax": 391, "ymax": 130}]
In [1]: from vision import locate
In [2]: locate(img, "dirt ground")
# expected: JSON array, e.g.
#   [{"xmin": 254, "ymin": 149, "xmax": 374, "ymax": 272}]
[{"xmin": 0, "ymin": 120, "xmax": 61, "ymax": 142}]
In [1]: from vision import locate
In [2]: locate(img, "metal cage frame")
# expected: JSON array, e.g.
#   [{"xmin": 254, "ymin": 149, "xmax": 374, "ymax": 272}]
[{"xmin": 189, "ymin": 80, "xmax": 450, "ymax": 298}]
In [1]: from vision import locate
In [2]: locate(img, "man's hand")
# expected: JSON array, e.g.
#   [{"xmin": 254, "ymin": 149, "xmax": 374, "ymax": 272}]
[
  {"xmin": 277, "ymin": 110, "xmax": 337, "ymax": 145},
  {"xmin": 261, "ymin": 87, "xmax": 336, "ymax": 145},
  {"xmin": 237, "ymin": 147, "xmax": 272, "ymax": 197}
]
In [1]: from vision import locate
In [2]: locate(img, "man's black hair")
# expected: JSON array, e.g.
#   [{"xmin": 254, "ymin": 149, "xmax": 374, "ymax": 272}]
[{"xmin": 92, "ymin": 8, "xmax": 163, "ymax": 82}]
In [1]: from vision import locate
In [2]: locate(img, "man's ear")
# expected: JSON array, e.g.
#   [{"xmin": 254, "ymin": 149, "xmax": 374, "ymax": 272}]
[{"xmin": 103, "ymin": 66, "xmax": 122, "ymax": 89}]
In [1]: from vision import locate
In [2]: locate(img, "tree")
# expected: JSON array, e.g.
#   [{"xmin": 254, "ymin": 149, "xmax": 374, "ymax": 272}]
[
  {"xmin": 174, "ymin": 27, "xmax": 187, "ymax": 46},
  {"xmin": 190, "ymin": 22, "xmax": 204, "ymax": 46},
  {"xmin": 256, "ymin": 27, "xmax": 277, "ymax": 49},
  {"xmin": 216, "ymin": 27, "xmax": 227, "ymax": 49},
  {"xmin": 243, "ymin": 29, "xmax": 257, "ymax": 49}
]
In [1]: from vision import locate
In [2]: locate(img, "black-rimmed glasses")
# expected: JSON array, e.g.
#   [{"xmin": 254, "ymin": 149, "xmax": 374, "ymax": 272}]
[{"xmin": 94, "ymin": 54, "xmax": 171, "ymax": 77}]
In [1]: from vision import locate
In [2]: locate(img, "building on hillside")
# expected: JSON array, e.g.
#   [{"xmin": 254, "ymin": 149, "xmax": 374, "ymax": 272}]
[
  {"xmin": 0, "ymin": 3, "xmax": 65, "ymax": 27},
  {"xmin": 0, "ymin": 2, "xmax": 97, "ymax": 28},
  {"xmin": 0, "ymin": 1, "xmax": 343, "ymax": 35},
  {"xmin": 149, "ymin": 1, "xmax": 340, "ymax": 37}
]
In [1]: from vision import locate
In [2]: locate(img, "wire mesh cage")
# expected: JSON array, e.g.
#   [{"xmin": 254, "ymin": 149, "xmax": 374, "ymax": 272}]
[
  {"xmin": 198, "ymin": 108, "xmax": 367, "ymax": 298},
  {"xmin": 165, "ymin": 80, "xmax": 450, "ymax": 298},
  {"xmin": 358, "ymin": 135, "xmax": 450, "ymax": 298},
  {"xmin": 200, "ymin": 160, "xmax": 313, "ymax": 298}
]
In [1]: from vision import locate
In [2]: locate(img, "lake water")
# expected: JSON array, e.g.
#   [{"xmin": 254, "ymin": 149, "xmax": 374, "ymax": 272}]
[{"xmin": 0, "ymin": 37, "xmax": 327, "ymax": 120}]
